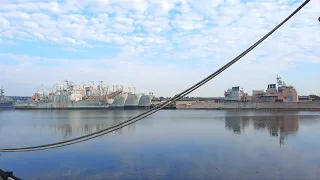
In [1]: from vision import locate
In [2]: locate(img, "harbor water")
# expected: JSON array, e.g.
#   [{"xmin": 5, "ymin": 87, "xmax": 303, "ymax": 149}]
[{"xmin": 1, "ymin": 109, "xmax": 320, "ymax": 179}]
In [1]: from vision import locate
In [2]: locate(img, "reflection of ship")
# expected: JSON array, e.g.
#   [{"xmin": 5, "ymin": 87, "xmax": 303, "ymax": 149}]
[
  {"xmin": 33, "ymin": 124, "xmax": 111, "ymax": 138},
  {"xmin": 0, "ymin": 87, "xmax": 14, "ymax": 109},
  {"xmin": 224, "ymin": 112, "xmax": 250, "ymax": 134},
  {"xmin": 279, "ymin": 115, "xmax": 299, "ymax": 146},
  {"xmin": 31, "ymin": 110, "xmax": 141, "ymax": 138},
  {"xmin": 13, "ymin": 81, "xmax": 154, "ymax": 109},
  {"xmin": 226, "ymin": 112, "xmax": 300, "ymax": 146},
  {"xmin": 177, "ymin": 75, "xmax": 320, "ymax": 110}
]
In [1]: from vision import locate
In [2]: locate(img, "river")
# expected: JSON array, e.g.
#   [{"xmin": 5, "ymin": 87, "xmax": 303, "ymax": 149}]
[{"xmin": 0, "ymin": 109, "xmax": 320, "ymax": 179}]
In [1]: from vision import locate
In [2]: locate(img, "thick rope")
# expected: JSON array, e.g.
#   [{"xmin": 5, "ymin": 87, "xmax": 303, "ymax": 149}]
[{"xmin": 0, "ymin": 0, "xmax": 311, "ymax": 152}]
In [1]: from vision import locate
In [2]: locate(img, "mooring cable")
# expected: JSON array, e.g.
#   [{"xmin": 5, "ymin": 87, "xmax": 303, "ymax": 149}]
[{"xmin": 0, "ymin": 0, "xmax": 311, "ymax": 152}]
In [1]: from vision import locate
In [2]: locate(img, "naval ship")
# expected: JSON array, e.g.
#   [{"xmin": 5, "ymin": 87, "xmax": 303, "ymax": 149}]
[
  {"xmin": 177, "ymin": 75, "xmax": 320, "ymax": 110},
  {"xmin": 138, "ymin": 93, "xmax": 154, "ymax": 109},
  {"xmin": 13, "ymin": 81, "xmax": 154, "ymax": 110},
  {"xmin": 0, "ymin": 87, "xmax": 14, "ymax": 109}
]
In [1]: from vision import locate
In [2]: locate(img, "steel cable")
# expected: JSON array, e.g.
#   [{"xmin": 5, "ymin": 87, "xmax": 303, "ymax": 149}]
[{"xmin": 0, "ymin": 0, "xmax": 311, "ymax": 152}]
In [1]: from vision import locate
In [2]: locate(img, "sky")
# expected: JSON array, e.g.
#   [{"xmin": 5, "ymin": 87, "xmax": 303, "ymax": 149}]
[{"xmin": 0, "ymin": 0, "xmax": 319, "ymax": 97}]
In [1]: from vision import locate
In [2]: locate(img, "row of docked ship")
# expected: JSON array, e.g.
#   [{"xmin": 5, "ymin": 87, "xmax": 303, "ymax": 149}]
[
  {"xmin": 12, "ymin": 81, "xmax": 154, "ymax": 110},
  {"xmin": 177, "ymin": 75, "xmax": 320, "ymax": 111}
]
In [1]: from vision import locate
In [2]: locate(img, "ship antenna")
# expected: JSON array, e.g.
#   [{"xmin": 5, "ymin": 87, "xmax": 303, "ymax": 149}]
[{"xmin": 0, "ymin": 87, "xmax": 3, "ymax": 96}]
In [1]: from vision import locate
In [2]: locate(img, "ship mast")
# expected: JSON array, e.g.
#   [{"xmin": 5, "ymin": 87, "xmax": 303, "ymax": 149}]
[
  {"xmin": 276, "ymin": 74, "xmax": 283, "ymax": 90},
  {"xmin": 0, "ymin": 87, "xmax": 4, "ymax": 97}
]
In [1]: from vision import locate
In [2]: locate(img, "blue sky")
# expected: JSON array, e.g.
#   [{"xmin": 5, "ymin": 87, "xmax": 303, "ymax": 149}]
[{"xmin": 0, "ymin": 0, "xmax": 319, "ymax": 97}]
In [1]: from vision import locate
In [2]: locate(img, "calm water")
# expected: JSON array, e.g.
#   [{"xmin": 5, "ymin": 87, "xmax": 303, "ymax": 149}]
[{"xmin": 1, "ymin": 109, "xmax": 320, "ymax": 180}]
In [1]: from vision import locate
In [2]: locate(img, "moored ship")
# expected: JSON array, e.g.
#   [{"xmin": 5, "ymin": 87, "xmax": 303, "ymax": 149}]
[
  {"xmin": 177, "ymin": 75, "xmax": 320, "ymax": 111},
  {"xmin": 14, "ymin": 81, "xmax": 110, "ymax": 109},
  {"xmin": 138, "ymin": 93, "xmax": 154, "ymax": 109},
  {"xmin": 109, "ymin": 93, "xmax": 128, "ymax": 109},
  {"xmin": 124, "ymin": 86, "xmax": 142, "ymax": 109},
  {"xmin": 13, "ymin": 81, "xmax": 153, "ymax": 110}
]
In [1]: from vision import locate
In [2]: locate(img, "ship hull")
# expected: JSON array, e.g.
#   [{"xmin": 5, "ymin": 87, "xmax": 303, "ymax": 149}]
[
  {"xmin": 0, "ymin": 101, "xmax": 14, "ymax": 109},
  {"xmin": 138, "ymin": 94, "xmax": 154, "ymax": 108},
  {"xmin": 176, "ymin": 101, "xmax": 320, "ymax": 111},
  {"xmin": 109, "ymin": 93, "xmax": 128, "ymax": 109},
  {"xmin": 124, "ymin": 93, "xmax": 142, "ymax": 109},
  {"xmin": 14, "ymin": 99, "xmax": 110, "ymax": 110}
]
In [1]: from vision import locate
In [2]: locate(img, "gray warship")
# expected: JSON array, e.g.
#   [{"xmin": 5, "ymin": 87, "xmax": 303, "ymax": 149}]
[
  {"xmin": 13, "ymin": 81, "xmax": 154, "ymax": 110},
  {"xmin": 14, "ymin": 81, "xmax": 109, "ymax": 109},
  {"xmin": 138, "ymin": 93, "xmax": 154, "ymax": 109},
  {"xmin": 124, "ymin": 86, "xmax": 142, "ymax": 109},
  {"xmin": 177, "ymin": 75, "xmax": 320, "ymax": 111},
  {"xmin": 0, "ymin": 87, "xmax": 14, "ymax": 109}
]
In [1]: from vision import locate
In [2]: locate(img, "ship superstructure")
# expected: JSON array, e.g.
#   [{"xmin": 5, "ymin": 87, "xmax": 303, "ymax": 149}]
[
  {"xmin": 177, "ymin": 75, "xmax": 320, "ymax": 110},
  {"xmin": 251, "ymin": 75, "xmax": 299, "ymax": 103},
  {"xmin": 13, "ymin": 81, "xmax": 153, "ymax": 110},
  {"xmin": 224, "ymin": 86, "xmax": 247, "ymax": 101},
  {"xmin": 221, "ymin": 75, "xmax": 300, "ymax": 103}
]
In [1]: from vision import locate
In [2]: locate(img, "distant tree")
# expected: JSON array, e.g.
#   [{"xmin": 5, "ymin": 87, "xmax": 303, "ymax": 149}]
[{"xmin": 309, "ymin": 94, "xmax": 320, "ymax": 100}]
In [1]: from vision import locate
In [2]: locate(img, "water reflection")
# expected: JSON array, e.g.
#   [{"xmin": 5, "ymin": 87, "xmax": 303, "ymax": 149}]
[
  {"xmin": 25, "ymin": 109, "xmax": 147, "ymax": 139},
  {"xmin": 2, "ymin": 110, "xmax": 320, "ymax": 180},
  {"xmin": 32, "ymin": 122, "xmax": 137, "ymax": 138},
  {"xmin": 225, "ymin": 115, "xmax": 250, "ymax": 134},
  {"xmin": 29, "ymin": 110, "xmax": 317, "ymax": 145},
  {"xmin": 225, "ymin": 112, "xmax": 300, "ymax": 146}
]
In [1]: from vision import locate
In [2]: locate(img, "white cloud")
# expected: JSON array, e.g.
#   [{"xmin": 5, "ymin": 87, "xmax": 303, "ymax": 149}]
[
  {"xmin": 0, "ymin": 0, "xmax": 319, "ymax": 97},
  {"xmin": 115, "ymin": 17, "xmax": 133, "ymax": 24},
  {"xmin": 1, "ymin": 11, "xmax": 30, "ymax": 20}
]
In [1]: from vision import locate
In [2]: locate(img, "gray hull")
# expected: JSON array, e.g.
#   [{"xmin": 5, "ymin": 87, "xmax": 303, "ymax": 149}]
[
  {"xmin": 109, "ymin": 93, "xmax": 128, "ymax": 109},
  {"xmin": 14, "ymin": 101, "xmax": 110, "ymax": 109},
  {"xmin": 14, "ymin": 95, "xmax": 110, "ymax": 109},
  {"xmin": 124, "ymin": 93, "xmax": 142, "ymax": 109},
  {"xmin": 176, "ymin": 101, "xmax": 320, "ymax": 111},
  {"xmin": 138, "ymin": 94, "xmax": 154, "ymax": 108},
  {"xmin": 0, "ymin": 100, "xmax": 14, "ymax": 109}
]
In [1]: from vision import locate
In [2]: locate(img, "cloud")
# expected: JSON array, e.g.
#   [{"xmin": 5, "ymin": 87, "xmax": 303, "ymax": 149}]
[
  {"xmin": 0, "ymin": 0, "xmax": 319, "ymax": 97},
  {"xmin": 63, "ymin": 47, "xmax": 77, "ymax": 52}
]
